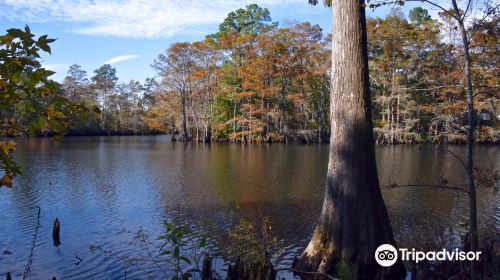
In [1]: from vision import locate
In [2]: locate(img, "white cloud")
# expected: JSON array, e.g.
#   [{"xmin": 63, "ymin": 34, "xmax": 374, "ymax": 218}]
[
  {"xmin": 105, "ymin": 54, "xmax": 140, "ymax": 64},
  {"xmin": 42, "ymin": 63, "xmax": 68, "ymax": 72},
  {"xmin": 0, "ymin": 0, "xmax": 303, "ymax": 38}
]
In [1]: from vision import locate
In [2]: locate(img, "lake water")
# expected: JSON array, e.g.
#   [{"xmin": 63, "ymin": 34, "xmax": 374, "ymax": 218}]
[{"xmin": 0, "ymin": 136, "xmax": 498, "ymax": 279}]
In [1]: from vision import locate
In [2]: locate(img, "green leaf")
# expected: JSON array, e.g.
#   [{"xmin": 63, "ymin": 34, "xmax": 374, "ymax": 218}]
[
  {"xmin": 7, "ymin": 28, "xmax": 24, "ymax": 39},
  {"xmin": 25, "ymin": 102, "xmax": 36, "ymax": 113},
  {"xmin": 171, "ymin": 235, "xmax": 178, "ymax": 244},
  {"xmin": 38, "ymin": 34, "xmax": 48, "ymax": 43},
  {"xmin": 199, "ymin": 236, "xmax": 207, "ymax": 248},
  {"xmin": 0, "ymin": 34, "xmax": 14, "ymax": 45},
  {"xmin": 37, "ymin": 34, "xmax": 55, "ymax": 54},
  {"xmin": 164, "ymin": 221, "xmax": 175, "ymax": 231},
  {"xmin": 38, "ymin": 41, "xmax": 51, "ymax": 54},
  {"xmin": 179, "ymin": 256, "xmax": 191, "ymax": 265}
]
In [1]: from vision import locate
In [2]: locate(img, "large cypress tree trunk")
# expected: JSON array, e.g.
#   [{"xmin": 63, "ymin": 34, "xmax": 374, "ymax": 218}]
[{"xmin": 294, "ymin": 0, "xmax": 406, "ymax": 278}]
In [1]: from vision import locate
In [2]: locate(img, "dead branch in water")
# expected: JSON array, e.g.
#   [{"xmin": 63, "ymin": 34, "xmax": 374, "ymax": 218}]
[
  {"xmin": 381, "ymin": 183, "xmax": 468, "ymax": 193},
  {"xmin": 23, "ymin": 206, "xmax": 41, "ymax": 280}
]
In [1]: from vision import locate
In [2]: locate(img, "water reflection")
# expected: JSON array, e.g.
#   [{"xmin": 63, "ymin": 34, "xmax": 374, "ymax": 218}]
[{"xmin": 0, "ymin": 136, "xmax": 497, "ymax": 279}]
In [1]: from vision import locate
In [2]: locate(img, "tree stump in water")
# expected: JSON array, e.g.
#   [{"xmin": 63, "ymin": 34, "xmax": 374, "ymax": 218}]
[
  {"xmin": 201, "ymin": 254, "xmax": 212, "ymax": 280},
  {"xmin": 226, "ymin": 264, "xmax": 234, "ymax": 280},
  {"xmin": 225, "ymin": 257, "xmax": 276, "ymax": 280},
  {"xmin": 265, "ymin": 261, "xmax": 276, "ymax": 280},
  {"xmin": 52, "ymin": 218, "xmax": 61, "ymax": 246}
]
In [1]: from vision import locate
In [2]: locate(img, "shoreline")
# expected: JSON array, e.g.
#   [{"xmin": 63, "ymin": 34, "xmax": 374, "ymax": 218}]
[{"xmin": 8, "ymin": 133, "xmax": 500, "ymax": 145}]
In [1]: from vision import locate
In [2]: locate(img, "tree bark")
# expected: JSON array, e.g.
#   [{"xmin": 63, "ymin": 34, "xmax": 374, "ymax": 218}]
[
  {"xmin": 181, "ymin": 92, "xmax": 189, "ymax": 141},
  {"xmin": 451, "ymin": 0, "xmax": 478, "ymax": 278},
  {"xmin": 294, "ymin": 0, "xmax": 406, "ymax": 278}
]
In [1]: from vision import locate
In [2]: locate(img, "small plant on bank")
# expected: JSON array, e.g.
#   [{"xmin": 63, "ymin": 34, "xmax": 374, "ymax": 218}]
[
  {"xmin": 155, "ymin": 220, "xmax": 208, "ymax": 279},
  {"xmin": 228, "ymin": 217, "xmax": 283, "ymax": 264},
  {"xmin": 90, "ymin": 220, "xmax": 214, "ymax": 279},
  {"xmin": 335, "ymin": 261, "xmax": 357, "ymax": 280}
]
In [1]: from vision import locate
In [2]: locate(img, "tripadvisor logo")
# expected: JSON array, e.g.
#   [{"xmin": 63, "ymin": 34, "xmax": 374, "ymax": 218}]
[
  {"xmin": 375, "ymin": 244, "xmax": 482, "ymax": 267},
  {"xmin": 375, "ymin": 244, "xmax": 398, "ymax": 267}
]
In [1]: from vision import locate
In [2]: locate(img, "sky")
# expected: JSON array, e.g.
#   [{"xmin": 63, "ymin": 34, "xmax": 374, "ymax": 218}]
[{"xmin": 0, "ymin": 0, "xmax": 429, "ymax": 84}]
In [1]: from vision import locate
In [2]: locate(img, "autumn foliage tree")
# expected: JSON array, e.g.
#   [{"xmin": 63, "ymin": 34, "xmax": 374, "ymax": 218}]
[
  {"xmin": 147, "ymin": 5, "xmax": 331, "ymax": 143},
  {"xmin": 2, "ymin": 6, "xmax": 497, "ymax": 149},
  {"xmin": 143, "ymin": 4, "xmax": 497, "ymax": 144}
]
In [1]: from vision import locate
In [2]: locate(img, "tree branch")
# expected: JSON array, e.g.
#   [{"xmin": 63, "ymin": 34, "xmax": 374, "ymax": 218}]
[
  {"xmin": 462, "ymin": 0, "xmax": 473, "ymax": 21},
  {"xmin": 23, "ymin": 207, "xmax": 41, "ymax": 280},
  {"xmin": 466, "ymin": 2, "xmax": 500, "ymax": 43},
  {"xmin": 445, "ymin": 149, "xmax": 468, "ymax": 170},
  {"xmin": 395, "ymin": 85, "xmax": 465, "ymax": 92},
  {"xmin": 381, "ymin": 183, "xmax": 468, "ymax": 193},
  {"xmin": 405, "ymin": 0, "xmax": 459, "ymax": 20}
]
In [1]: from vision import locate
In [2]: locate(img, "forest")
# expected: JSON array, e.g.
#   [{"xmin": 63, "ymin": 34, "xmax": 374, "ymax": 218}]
[{"xmin": 4, "ymin": 4, "xmax": 498, "ymax": 144}]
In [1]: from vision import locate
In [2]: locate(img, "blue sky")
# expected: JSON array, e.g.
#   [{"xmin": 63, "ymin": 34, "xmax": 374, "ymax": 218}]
[{"xmin": 0, "ymin": 0, "xmax": 426, "ymax": 84}]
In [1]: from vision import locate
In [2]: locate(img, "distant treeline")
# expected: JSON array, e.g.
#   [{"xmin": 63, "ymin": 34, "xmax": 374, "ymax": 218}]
[{"xmin": 20, "ymin": 5, "xmax": 500, "ymax": 143}]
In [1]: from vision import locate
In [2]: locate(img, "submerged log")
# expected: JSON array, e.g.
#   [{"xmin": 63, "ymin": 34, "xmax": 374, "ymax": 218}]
[
  {"xmin": 201, "ymin": 254, "xmax": 212, "ymax": 280},
  {"xmin": 226, "ymin": 263, "xmax": 234, "ymax": 280},
  {"xmin": 265, "ymin": 262, "xmax": 276, "ymax": 280},
  {"xmin": 52, "ymin": 218, "xmax": 61, "ymax": 246}
]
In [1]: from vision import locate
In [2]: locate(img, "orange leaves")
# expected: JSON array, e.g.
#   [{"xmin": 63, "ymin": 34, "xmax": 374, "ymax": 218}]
[
  {"xmin": 228, "ymin": 128, "xmax": 263, "ymax": 139},
  {"xmin": 0, "ymin": 175, "xmax": 12, "ymax": 188},
  {"xmin": 152, "ymin": 17, "xmax": 330, "ymax": 141},
  {"xmin": 237, "ymin": 91, "xmax": 256, "ymax": 98},
  {"xmin": 252, "ymin": 108, "xmax": 267, "ymax": 116},
  {"xmin": 0, "ymin": 140, "xmax": 16, "ymax": 188},
  {"xmin": 289, "ymin": 93, "xmax": 306, "ymax": 105},
  {"xmin": 190, "ymin": 69, "xmax": 206, "ymax": 81},
  {"xmin": 212, "ymin": 122, "xmax": 228, "ymax": 131}
]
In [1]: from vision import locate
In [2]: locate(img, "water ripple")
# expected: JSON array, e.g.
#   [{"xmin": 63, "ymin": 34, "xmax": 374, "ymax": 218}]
[{"xmin": 0, "ymin": 137, "xmax": 497, "ymax": 278}]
